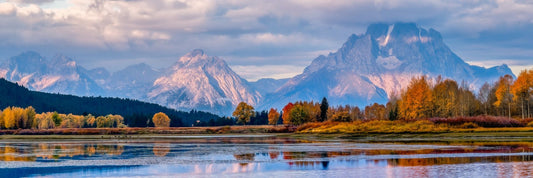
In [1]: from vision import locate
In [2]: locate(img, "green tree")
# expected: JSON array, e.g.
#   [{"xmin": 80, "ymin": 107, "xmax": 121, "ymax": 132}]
[
  {"xmin": 289, "ymin": 105, "xmax": 309, "ymax": 125},
  {"xmin": 319, "ymin": 97, "xmax": 329, "ymax": 122},
  {"xmin": 152, "ymin": 112, "xmax": 170, "ymax": 127},
  {"xmin": 233, "ymin": 102, "xmax": 255, "ymax": 125},
  {"xmin": 52, "ymin": 112, "xmax": 62, "ymax": 127}
]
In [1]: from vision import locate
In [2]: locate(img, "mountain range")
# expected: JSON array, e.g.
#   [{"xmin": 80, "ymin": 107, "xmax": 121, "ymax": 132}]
[{"xmin": 0, "ymin": 22, "xmax": 514, "ymax": 115}]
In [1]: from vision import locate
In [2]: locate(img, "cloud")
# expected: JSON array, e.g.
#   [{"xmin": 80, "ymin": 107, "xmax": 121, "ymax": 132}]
[
  {"xmin": 231, "ymin": 65, "xmax": 305, "ymax": 81},
  {"xmin": 0, "ymin": 0, "xmax": 531, "ymax": 81},
  {"xmin": 7, "ymin": 0, "xmax": 55, "ymax": 5}
]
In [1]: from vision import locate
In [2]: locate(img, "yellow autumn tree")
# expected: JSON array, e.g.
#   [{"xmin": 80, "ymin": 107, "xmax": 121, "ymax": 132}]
[
  {"xmin": 364, "ymin": 103, "xmax": 387, "ymax": 120},
  {"xmin": 399, "ymin": 76, "xmax": 433, "ymax": 120},
  {"xmin": 152, "ymin": 112, "xmax": 170, "ymax": 127},
  {"xmin": 36, "ymin": 112, "xmax": 55, "ymax": 129},
  {"xmin": 268, "ymin": 108, "xmax": 280, "ymax": 125},
  {"xmin": 494, "ymin": 75, "xmax": 514, "ymax": 118},
  {"xmin": 432, "ymin": 79, "xmax": 459, "ymax": 118},
  {"xmin": 511, "ymin": 69, "xmax": 533, "ymax": 119},
  {"xmin": 232, "ymin": 102, "xmax": 255, "ymax": 125},
  {"xmin": 3, "ymin": 107, "xmax": 16, "ymax": 129}
]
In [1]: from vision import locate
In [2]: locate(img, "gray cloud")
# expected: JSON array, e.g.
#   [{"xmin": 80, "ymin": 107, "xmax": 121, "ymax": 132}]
[{"xmin": 0, "ymin": 0, "xmax": 531, "ymax": 79}]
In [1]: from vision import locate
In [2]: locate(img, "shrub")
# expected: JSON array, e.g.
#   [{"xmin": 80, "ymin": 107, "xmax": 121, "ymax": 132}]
[
  {"xmin": 429, "ymin": 116, "xmax": 522, "ymax": 128},
  {"xmin": 460, "ymin": 122, "xmax": 479, "ymax": 129}
]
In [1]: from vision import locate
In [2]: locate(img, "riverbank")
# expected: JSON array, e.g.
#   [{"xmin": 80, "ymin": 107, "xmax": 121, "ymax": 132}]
[
  {"xmin": 0, "ymin": 125, "xmax": 295, "ymax": 135},
  {"xmin": 4, "ymin": 122, "xmax": 533, "ymax": 144}
]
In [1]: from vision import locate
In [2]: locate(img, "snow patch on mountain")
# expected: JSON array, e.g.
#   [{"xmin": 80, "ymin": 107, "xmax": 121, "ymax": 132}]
[
  {"xmin": 147, "ymin": 49, "xmax": 261, "ymax": 115},
  {"xmin": 261, "ymin": 22, "xmax": 513, "ymax": 110},
  {"xmin": 0, "ymin": 51, "xmax": 105, "ymax": 96}
]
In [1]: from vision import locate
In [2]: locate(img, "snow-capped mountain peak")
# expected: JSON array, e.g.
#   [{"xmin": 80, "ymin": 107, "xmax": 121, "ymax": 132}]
[
  {"xmin": 260, "ymin": 22, "xmax": 513, "ymax": 110},
  {"xmin": 0, "ymin": 51, "xmax": 104, "ymax": 96},
  {"xmin": 147, "ymin": 49, "xmax": 261, "ymax": 115}
]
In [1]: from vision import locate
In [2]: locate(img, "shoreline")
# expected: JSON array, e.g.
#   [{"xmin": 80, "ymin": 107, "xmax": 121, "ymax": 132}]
[
  {"xmin": 0, "ymin": 125, "xmax": 295, "ymax": 135},
  {"xmin": 2, "ymin": 127, "xmax": 533, "ymax": 143}
]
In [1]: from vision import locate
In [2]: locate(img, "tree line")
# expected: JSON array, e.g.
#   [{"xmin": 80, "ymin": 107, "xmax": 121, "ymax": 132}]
[
  {"xmin": 232, "ymin": 69, "xmax": 533, "ymax": 126},
  {"xmin": 0, "ymin": 106, "xmax": 126, "ymax": 129},
  {"xmin": 0, "ymin": 78, "xmax": 219, "ymax": 127},
  {"xmin": 0, "ymin": 106, "xmax": 176, "ymax": 129}
]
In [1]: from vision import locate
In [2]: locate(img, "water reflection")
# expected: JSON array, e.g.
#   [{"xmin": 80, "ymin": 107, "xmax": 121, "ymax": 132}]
[
  {"xmin": 153, "ymin": 143, "xmax": 170, "ymax": 157},
  {"xmin": 2, "ymin": 138, "xmax": 533, "ymax": 177},
  {"xmin": 0, "ymin": 143, "xmax": 124, "ymax": 162}
]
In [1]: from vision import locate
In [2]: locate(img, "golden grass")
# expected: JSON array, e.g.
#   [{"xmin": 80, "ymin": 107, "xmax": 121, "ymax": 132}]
[
  {"xmin": 296, "ymin": 120, "xmax": 533, "ymax": 134},
  {"xmin": 298, "ymin": 120, "xmax": 451, "ymax": 134}
]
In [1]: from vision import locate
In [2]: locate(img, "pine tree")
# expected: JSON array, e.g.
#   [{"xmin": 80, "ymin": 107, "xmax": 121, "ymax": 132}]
[{"xmin": 319, "ymin": 97, "xmax": 329, "ymax": 122}]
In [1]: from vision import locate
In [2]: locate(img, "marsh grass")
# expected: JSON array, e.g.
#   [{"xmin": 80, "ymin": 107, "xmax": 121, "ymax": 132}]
[{"xmin": 297, "ymin": 117, "xmax": 533, "ymax": 134}]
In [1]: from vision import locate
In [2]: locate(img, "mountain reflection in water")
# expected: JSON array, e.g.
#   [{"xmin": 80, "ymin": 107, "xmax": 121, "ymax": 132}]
[{"xmin": 1, "ymin": 137, "xmax": 533, "ymax": 177}]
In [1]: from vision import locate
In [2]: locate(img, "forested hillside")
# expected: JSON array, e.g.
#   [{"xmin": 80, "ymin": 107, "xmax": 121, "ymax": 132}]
[{"xmin": 0, "ymin": 78, "xmax": 219, "ymax": 127}]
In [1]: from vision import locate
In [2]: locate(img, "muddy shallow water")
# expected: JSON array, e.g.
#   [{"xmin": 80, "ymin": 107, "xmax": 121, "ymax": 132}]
[{"xmin": 1, "ymin": 135, "xmax": 533, "ymax": 177}]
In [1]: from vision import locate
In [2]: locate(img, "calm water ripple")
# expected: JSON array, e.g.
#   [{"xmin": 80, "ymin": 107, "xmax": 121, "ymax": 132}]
[{"xmin": 1, "ymin": 136, "xmax": 533, "ymax": 177}]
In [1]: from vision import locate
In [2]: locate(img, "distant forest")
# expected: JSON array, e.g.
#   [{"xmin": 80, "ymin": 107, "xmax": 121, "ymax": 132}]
[{"xmin": 0, "ymin": 78, "xmax": 220, "ymax": 127}]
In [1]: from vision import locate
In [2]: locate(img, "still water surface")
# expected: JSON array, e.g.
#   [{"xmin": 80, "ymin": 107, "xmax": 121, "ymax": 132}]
[{"xmin": 2, "ymin": 135, "xmax": 533, "ymax": 177}]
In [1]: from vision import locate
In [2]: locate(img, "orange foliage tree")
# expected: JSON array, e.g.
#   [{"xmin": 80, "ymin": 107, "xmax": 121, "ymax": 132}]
[
  {"xmin": 152, "ymin": 112, "xmax": 171, "ymax": 127},
  {"xmin": 268, "ymin": 108, "xmax": 280, "ymax": 125},
  {"xmin": 232, "ymin": 102, "xmax": 255, "ymax": 125},
  {"xmin": 282, "ymin": 103, "xmax": 294, "ymax": 125},
  {"xmin": 399, "ymin": 76, "xmax": 433, "ymax": 120},
  {"xmin": 494, "ymin": 75, "xmax": 514, "ymax": 118},
  {"xmin": 511, "ymin": 69, "xmax": 533, "ymax": 118}
]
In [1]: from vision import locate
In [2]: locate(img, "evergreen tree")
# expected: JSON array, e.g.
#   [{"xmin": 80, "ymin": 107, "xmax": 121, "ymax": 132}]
[{"xmin": 319, "ymin": 97, "xmax": 329, "ymax": 122}]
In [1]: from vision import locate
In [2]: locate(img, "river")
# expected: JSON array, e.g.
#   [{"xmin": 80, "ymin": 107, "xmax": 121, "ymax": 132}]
[{"xmin": 1, "ymin": 135, "xmax": 533, "ymax": 177}]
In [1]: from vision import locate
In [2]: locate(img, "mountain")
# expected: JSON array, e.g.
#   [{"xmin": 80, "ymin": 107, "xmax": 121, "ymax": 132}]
[
  {"xmin": 250, "ymin": 78, "xmax": 289, "ymax": 96},
  {"xmin": 0, "ymin": 23, "xmax": 514, "ymax": 115},
  {"xmin": 261, "ymin": 22, "xmax": 513, "ymax": 110},
  {"xmin": 0, "ymin": 78, "xmax": 219, "ymax": 127},
  {"xmin": 0, "ymin": 51, "xmax": 105, "ymax": 96},
  {"xmin": 146, "ymin": 49, "xmax": 261, "ymax": 115},
  {"xmin": 80, "ymin": 67, "xmax": 110, "ymax": 86},
  {"xmin": 107, "ymin": 63, "xmax": 161, "ymax": 99}
]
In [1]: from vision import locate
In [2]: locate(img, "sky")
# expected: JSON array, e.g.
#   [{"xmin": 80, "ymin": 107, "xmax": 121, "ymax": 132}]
[{"xmin": 0, "ymin": 0, "xmax": 532, "ymax": 81}]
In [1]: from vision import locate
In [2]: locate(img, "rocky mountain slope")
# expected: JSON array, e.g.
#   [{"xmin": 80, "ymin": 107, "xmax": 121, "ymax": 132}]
[
  {"xmin": 0, "ymin": 51, "xmax": 105, "ymax": 96},
  {"xmin": 146, "ymin": 49, "xmax": 261, "ymax": 115},
  {"xmin": 260, "ymin": 22, "xmax": 513, "ymax": 110},
  {"xmin": 0, "ymin": 23, "xmax": 514, "ymax": 115}
]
